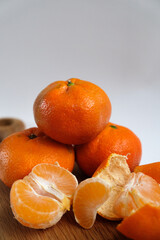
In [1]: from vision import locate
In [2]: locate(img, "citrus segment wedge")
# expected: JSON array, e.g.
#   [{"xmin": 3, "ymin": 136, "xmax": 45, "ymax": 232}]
[
  {"xmin": 29, "ymin": 163, "xmax": 78, "ymax": 199},
  {"xmin": 73, "ymin": 178, "xmax": 110, "ymax": 229}
]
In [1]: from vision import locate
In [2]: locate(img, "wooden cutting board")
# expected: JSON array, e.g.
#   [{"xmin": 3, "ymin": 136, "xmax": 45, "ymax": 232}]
[{"xmin": 0, "ymin": 163, "xmax": 129, "ymax": 240}]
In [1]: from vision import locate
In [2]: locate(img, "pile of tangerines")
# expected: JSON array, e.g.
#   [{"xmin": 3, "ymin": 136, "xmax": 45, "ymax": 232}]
[{"xmin": 0, "ymin": 78, "xmax": 160, "ymax": 240}]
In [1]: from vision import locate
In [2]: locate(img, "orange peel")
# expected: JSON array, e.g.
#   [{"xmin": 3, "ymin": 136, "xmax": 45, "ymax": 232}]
[
  {"xmin": 134, "ymin": 162, "xmax": 160, "ymax": 184},
  {"xmin": 93, "ymin": 153, "xmax": 131, "ymax": 220},
  {"xmin": 117, "ymin": 204, "xmax": 160, "ymax": 240}
]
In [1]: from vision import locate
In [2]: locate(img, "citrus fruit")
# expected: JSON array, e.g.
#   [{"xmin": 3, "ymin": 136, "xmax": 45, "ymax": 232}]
[
  {"xmin": 33, "ymin": 78, "xmax": 111, "ymax": 145},
  {"xmin": 0, "ymin": 127, "xmax": 75, "ymax": 187},
  {"xmin": 10, "ymin": 163, "xmax": 78, "ymax": 229},
  {"xmin": 93, "ymin": 153, "xmax": 131, "ymax": 220},
  {"xmin": 117, "ymin": 204, "xmax": 160, "ymax": 240},
  {"xmin": 76, "ymin": 122, "xmax": 142, "ymax": 176},
  {"xmin": 73, "ymin": 178, "xmax": 110, "ymax": 229},
  {"xmin": 134, "ymin": 162, "xmax": 160, "ymax": 184},
  {"xmin": 114, "ymin": 172, "xmax": 160, "ymax": 218}
]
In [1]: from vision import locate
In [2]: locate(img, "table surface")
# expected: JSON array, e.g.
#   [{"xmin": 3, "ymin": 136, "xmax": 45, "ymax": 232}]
[{"xmin": 0, "ymin": 163, "xmax": 129, "ymax": 240}]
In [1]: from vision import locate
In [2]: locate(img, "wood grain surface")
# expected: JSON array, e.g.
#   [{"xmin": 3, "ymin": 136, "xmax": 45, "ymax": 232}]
[{"xmin": 0, "ymin": 163, "xmax": 129, "ymax": 240}]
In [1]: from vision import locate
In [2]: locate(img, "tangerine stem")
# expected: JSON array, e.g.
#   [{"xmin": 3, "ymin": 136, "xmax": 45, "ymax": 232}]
[
  {"xmin": 110, "ymin": 125, "xmax": 117, "ymax": 129},
  {"xmin": 67, "ymin": 80, "xmax": 74, "ymax": 86},
  {"xmin": 29, "ymin": 134, "xmax": 37, "ymax": 139}
]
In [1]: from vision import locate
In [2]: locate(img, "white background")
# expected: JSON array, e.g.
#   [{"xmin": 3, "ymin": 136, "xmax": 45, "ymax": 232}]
[{"xmin": 0, "ymin": 0, "xmax": 160, "ymax": 165}]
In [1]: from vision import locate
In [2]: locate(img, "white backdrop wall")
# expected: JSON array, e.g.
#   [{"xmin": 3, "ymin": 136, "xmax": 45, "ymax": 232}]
[{"xmin": 0, "ymin": 0, "xmax": 160, "ymax": 165}]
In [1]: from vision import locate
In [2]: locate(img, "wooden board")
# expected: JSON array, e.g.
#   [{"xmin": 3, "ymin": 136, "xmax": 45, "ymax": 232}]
[{"xmin": 0, "ymin": 163, "xmax": 129, "ymax": 240}]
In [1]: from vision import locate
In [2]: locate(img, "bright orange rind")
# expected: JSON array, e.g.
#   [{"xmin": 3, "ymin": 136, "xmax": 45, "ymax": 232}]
[
  {"xmin": 117, "ymin": 204, "xmax": 160, "ymax": 240},
  {"xmin": 134, "ymin": 162, "xmax": 160, "ymax": 184}
]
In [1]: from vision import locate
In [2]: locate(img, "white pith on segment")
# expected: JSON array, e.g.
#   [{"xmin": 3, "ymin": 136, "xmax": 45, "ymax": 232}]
[{"xmin": 93, "ymin": 154, "xmax": 131, "ymax": 220}]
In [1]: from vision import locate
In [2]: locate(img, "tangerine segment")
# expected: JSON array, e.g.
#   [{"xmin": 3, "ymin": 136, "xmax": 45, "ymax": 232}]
[
  {"xmin": 134, "ymin": 162, "xmax": 160, "ymax": 184},
  {"xmin": 114, "ymin": 172, "xmax": 160, "ymax": 218},
  {"xmin": 10, "ymin": 180, "xmax": 63, "ymax": 229},
  {"xmin": 30, "ymin": 163, "xmax": 78, "ymax": 198},
  {"xmin": 73, "ymin": 178, "xmax": 110, "ymax": 229},
  {"xmin": 117, "ymin": 204, "xmax": 160, "ymax": 240},
  {"xmin": 93, "ymin": 153, "xmax": 131, "ymax": 220}
]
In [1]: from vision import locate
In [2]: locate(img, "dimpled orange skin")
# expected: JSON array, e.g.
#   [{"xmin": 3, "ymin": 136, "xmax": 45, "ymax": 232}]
[
  {"xmin": 0, "ymin": 128, "xmax": 75, "ymax": 188},
  {"xmin": 134, "ymin": 162, "xmax": 160, "ymax": 184},
  {"xmin": 117, "ymin": 205, "xmax": 160, "ymax": 240},
  {"xmin": 33, "ymin": 78, "xmax": 111, "ymax": 145},
  {"xmin": 76, "ymin": 123, "xmax": 142, "ymax": 176}
]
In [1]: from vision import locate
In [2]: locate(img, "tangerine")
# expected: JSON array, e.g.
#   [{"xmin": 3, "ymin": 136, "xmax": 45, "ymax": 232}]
[
  {"xmin": 33, "ymin": 78, "xmax": 111, "ymax": 145},
  {"xmin": 0, "ymin": 127, "xmax": 75, "ymax": 187},
  {"xmin": 76, "ymin": 122, "xmax": 142, "ymax": 176}
]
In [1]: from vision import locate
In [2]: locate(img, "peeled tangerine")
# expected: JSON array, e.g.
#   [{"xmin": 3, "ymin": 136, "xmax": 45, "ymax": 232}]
[
  {"xmin": 93, "ymin": 153, "xmax": 131, "ymax": 220},
  {"xmin": 10, "ymin": 163, "xmax": 78, "ymax": 229},
  {"xmin": 92, "ymin": 154, "xmax": 160, "ymax": 239}
]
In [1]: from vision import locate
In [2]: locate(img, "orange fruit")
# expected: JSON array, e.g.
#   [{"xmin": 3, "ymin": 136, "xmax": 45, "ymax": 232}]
[
  {"xmin": 73, "ymin": 178, "xmax": 110, "ymax": 229},
  {"xmin": 114, "ymin": 172, "xmax": 160, "ymax": 218},
  {"xmin": 93, "ymin": 153, "xmax": 131, "ymax": 220},
  {"xmin": 33, "ymin": 78, "xmax": 111, "ymax": 145},
  {"xmin": 0, "ymin": 127, "xmax": 75, "ymax": 187},
  {"xmin": 117, "ymin": 204, "xmax": 160, "ymax": 240},
  {"xmin": 10, "ymin": 163, "xmax": 78, "ymax": 229},
  {"xmin": 76, "ymin": 122, "xmax": 142, "ymax": 176},
  {"xmin": 134, "ymin": 162, "xmax": 160, "ymax": 184}
]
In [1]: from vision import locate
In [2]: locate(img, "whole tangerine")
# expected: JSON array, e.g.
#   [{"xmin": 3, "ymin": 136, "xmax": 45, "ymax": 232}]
[
  {"xmin": 33, "ymin": 78, "xmax": 111, "ymax": 145},
  {"xmin": 76, "ymin": 123, "xmax": 142, "ymax": 176},
  {"xmin": 0, "ymin": 127, "xmax": 75, "ymax": 187}
]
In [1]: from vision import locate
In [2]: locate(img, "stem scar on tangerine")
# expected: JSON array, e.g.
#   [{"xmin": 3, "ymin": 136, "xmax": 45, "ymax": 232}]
[
  {"xmin": 67, "ymin": 79, "xmax": 74, "ymax": 86},
  {"xmin": 29, "ymin": 134, "xmax": 37, "ymax": 139}
]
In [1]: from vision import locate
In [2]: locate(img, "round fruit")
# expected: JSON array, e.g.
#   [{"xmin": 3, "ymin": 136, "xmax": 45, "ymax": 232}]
[
  {"xmin": 76, "ymin": 122, "xmax": 142, "ymax": 176},
  {"xmin": 33, "ymin": 78, "xmax": 111, "ymax": 145},
  {"xmin": 0, "ymin": 127, "xmax": 75, "ymax": 187}
]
